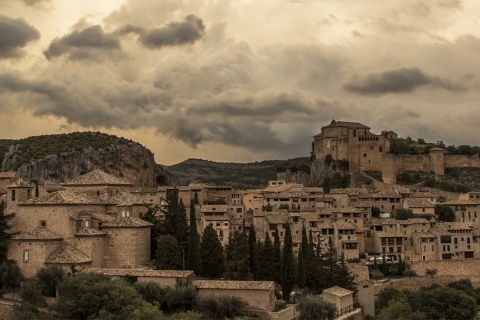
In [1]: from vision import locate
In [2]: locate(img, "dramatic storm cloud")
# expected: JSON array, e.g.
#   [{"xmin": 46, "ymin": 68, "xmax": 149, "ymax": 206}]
[
  {"xmin": 1, "ymin": 0, "xmax": 480, "ymax": 164},
  {"xmin": 44, "ymin": 25, "xmax": 121, "ymax": 60},
  {"xmin": 343, "ymin": 67, "xmax": 465, "ymax": 95},
  {"xmin": 0, "ymin": 14, "xmax": 40, "ymax": 58}
]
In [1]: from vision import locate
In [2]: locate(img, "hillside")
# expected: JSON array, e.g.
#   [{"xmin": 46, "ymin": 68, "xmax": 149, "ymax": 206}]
[
  {"xmin": 0, "ymin": 132, "xmax": 173, "ymax": 187},
  {"xmin": 164, "ymin": 157, "xmax": 311, "ymax": 189}
]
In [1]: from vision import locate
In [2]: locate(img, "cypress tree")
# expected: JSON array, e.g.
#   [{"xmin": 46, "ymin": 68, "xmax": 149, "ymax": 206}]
[
  {"xmin": 0, "ymin": 200, "xmax": 16, "ymax": 262},
  {"xmin": 273, "ymin": 228, "xmax": 281, "ymax": 283},
  {"xmin": 323, "ymin": 237, "xmax": 337, "ymax": 289},
  {"xmin": 200, "ymin": 225, "xmax": 224, "ymax": 278},
  {"xmin": 258, "ymin": 232, "xmax": 276, "ymax": 281},
  {"xmin": 225, "ymin": 231, "xmax": 252, "ymax": 280},
  {"xmin": 248, "ymin": 224, "xmax": 258, "ymax": 280},
  {"xmin": 297, "ymin": 247, "xmax": 306, "ymax": 289},
  {"xmin": 176, "ymin": 198, "xmax": 189, "ymax": 247},
  {"xmin": 155, "ymin": 235, "xmax": 182, "ymax": 270},
  {"xmin": 187, "ymin": 200, "xmax": 201, "ymax": 275},
  {"xmin": 281, "ymin": 223, "xmax": 294, "ymax": 301}
]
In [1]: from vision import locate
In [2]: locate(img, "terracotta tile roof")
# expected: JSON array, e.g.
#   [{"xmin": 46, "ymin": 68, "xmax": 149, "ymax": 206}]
[
  {"xmin": 375, "ymin": 231, "xmax": 405, "ymax": 238},
  {"xmin": 323, "ymin": 286, "xmax": 353, "ymax": 297},
  {"xmin": 347, "ymin": 263, "xmax": 370, "ymax": 280},
  {"xmin": 444, "ymin": 199, "xmax": 479, "ymax": 206},
  {"xmin": 0, "ymin": 172, "xmax": 16, "ymax": 178},
  {"xmin": 411, "ymin": 192, "xmax": 437, "ymax": 198},
  {"xmin": 404, "ymin": 198, "xmax": 435, "ymax": 208},
  {"xmin": 394, "ymin": 186, "xmax": 412, "ymax": 194},
  {"xmin": 201, "ymin": 205, "xmax": 228, "ymax": 213},
  {"xmin": 105, "ymin": 191, "xmax": 143, "ymax": 205},
  {"xmin": 263, "ymin": 193, "xmax": 290, "ymax": 199},
  {"xmin": 352, "ymin": 201, "xmax": 372, "ymax": 208},
  {"xmin": 316, "ymin": 197, "xmax": 334, "ymax": 202},
  {"xmin": 300, "ymin": 212, "xmax": 319, "ymax": 222},
  {"xmin": 75, "ymin": 228, "xmax": 107, "ymax": 237},
  {"xmin": 330, "ymin": 188, "xmax": 360, "ymax": 196},
  {"xmin": 299, "ymin": 207, "xmax": 317, "ymax": 213},
  {"xmin": 266, "ymin": 213, "xmax": 289, "ymax": 224},
  {"xmin": 263, "ymin": 184, "xmax": 294, "ymax": 193},
  {"xmin": 101, "ymin": 217, "xmax": 153, "ymax": 228},
  {"xmin": 86, "ymin": 268, "xmax": 194, "ymax": 278},
  {"xmin": 323, "ymin": 120, "xmax": 369, "ymax": 129},
  {"xmin": 304, "ymin": 187, "xmax": 324, "ymax": 193},
  {"xmin": 407, "ymin": 218, "xmax": 430, "ymax": 224},
  {"xmin": 13, "ymin": 228, "xmax": 63, "ymax": 240},
  {"xmin": 203, "ymin": 215, "xmax": 230, "ymax": 221},
  {"xmin": 63, "ymin": 169, "xmax": 132, "ymax": 186},
  {"xmin": 92, "ymin": 212, "xmax": 116, "ymax": 222},
  {"xmin": 20, "ymin": 190, "xmax": 103, "ymax": 205},
  {"xmin": 335, "ymin": 222, "xmax": 358, "ymax": 230},
  {"xmin": 412, "ymin": 231, "xmax": 436, "ymax": 238},
  {"xmin": 331, "ymin": 207, "xmax": 363, "ymax": 214},
  {"xmin": 317, "ymin": 208, "xmax": 332, "ymax": 215},
  {"xmin": 8, "ymin": 179, "xmax": 33, "ymax": 188},
  {"xmin": 193, "ymin": 280, "xmax": 274, "ymax": 290},
  {"xmin": 318, "ymin": 222, "xmax": 334, "ymax": 229},
  {"xmin": 45, "ymin": 245, "xmax": 91, "ymax": 264},
  {"xmin": 371, "ymin": 218, "xmax": 397, "ymax": 225},
  {"xmin": 436, "ymin": 222, "xmax": 473, "ymax": 231}
]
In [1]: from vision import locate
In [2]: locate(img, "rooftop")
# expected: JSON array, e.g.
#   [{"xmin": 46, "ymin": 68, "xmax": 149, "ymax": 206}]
[
  {"xmin": 193, "ymin": 280, "xmax": 274, "ymax": 290},
  {"xmin": 101, "ymin": 217, "xmax": 153, "ymax": 228},
  {"xmin": 63, "ymin": 169, "xmax": 132, "ymax": 186},
  {"xmin": 13, "ymin": 228, "xmax": 63, "ymax": 241},
  {"xmin": 86, "ymin": 268, "xmax": 194, "ymax": 278},
  {"xmin": 20, "ymin": 190, "xmax": 103, "ymax": 205},
  {"xmin": 323, "ymin": 286, "xmax": 353, "ymax": 297},
  {"xmin": 45, "ymin": 245, "xmax": 91, "ymax": 264}
]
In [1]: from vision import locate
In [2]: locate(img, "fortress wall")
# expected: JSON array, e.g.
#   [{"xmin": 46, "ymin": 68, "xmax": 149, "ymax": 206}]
[
  {"xmin": 445, "ymin": 155, "xmax": 480, "ymax": 168},
  {"xmin": 399, "ymin": 155, "xmax": 431, "ymax": 172}
]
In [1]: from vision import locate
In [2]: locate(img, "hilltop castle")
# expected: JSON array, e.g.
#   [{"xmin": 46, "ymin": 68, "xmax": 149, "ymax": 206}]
[{"xmin": 313, "ymin": 120, "xmax": 480, "ymax": 183}]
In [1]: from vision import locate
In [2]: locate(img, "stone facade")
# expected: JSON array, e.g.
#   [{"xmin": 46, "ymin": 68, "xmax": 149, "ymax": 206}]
[{"xmin": 313, "ymin": 120, "xmax": 390, "ymax": 174}]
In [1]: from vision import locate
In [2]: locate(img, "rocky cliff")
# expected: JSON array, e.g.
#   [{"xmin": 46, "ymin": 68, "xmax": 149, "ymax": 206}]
[{"xmin": 0, "ymin": 132, "xmax": 173, "ymax": 188}]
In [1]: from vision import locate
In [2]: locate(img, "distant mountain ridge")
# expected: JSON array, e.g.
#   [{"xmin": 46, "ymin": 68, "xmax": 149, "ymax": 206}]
[
  {"xmin": 164, "ymin": 157, "xmax": 311, "ymax": 189},
  {"xmin": 0, "ymin": 132, "xmax": 172, "ymax": 188}
]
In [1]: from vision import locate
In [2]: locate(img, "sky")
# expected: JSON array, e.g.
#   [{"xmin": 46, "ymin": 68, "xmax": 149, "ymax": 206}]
[{"xmin": 1, "ymin": 0, "xmax": 480, "ymax": 165}]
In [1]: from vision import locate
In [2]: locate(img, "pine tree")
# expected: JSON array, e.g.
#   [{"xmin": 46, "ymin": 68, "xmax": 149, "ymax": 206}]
[
  {"xmin": 334, "ymin": 253, "xmax": 355, "ymax": 291},
  {"xmin": 273, "ymin": 228, "xmax": 282, "ymax": 283},
  {"xmin": 323, "ymin": 237, "xmax": 337, "ymax": 289},
  {"xmin": 0, "ymin": 200, "xmax": 16, "ymax": 262},
  {"xmin": 187, "ymin": 200, "xmax": 201, "ymax": 275},
  {"xmin": 225, "ymin": 231, "xmax": 252, "ymax": 280},
  {"xmin": 281, "ymin": 223, "xmax": 295, "ymax": 301},
  {"xmin": 248, "ymin": 224, "xmax": 258, "ymax": 280},
  {"xmin": 200, "ymin": 225, "xmax": 224, "ymax": 278}
]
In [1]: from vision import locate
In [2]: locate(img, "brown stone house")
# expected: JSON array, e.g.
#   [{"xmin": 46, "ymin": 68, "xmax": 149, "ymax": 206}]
[
  {"xmin": 85, "ymin": 268, "xmax": 195, "ymax": 287},
  {"xmin": 193, "ymin": 280, "xmax": 275, "ymax": 311}
]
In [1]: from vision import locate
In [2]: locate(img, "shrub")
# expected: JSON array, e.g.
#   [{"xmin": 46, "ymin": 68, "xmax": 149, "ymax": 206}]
[
  {"xmin": 426, "ymin": 268, "xmax": 438, "ymax": 278},
  {"xmin": 195, "ymin": 294, "xmax": 247, "ymax": 319},
  {"xmin": 297, "ymin": 295, "xmax": 336, "ymax": 320},
  {"xmin": 35, "ymin": 265, "xmax": 65, "ymax": 297},
  {"xmin": 273, "ymin": 300, "xmax": 287, "ymax": 312},
  {"xmin": 371, "ymin": 270, "xmax": 384, "ymax": 280},
  {"xmin": 169, "ymin": 311, "xmax": 202, "ymax": 320},
  {"xmin": 20, "ymin": 281, "xmax": 45, "ymax": 307},
  {"xmin": 0, "ymin": 260, "xmax": 23, "ymax": 291},
  {"xmin": 403, "ymin": 269, "xmax": 417, "ymax": 279},
  {"xmin": 133, "ymin": 281, "xmax": 198, "ymax": 313}
]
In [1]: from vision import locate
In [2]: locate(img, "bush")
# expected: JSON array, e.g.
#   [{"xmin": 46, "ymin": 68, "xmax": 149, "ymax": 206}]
[
  {"xmin": 169, "ymin": 311, "xmax": 202, "ymax": 320},
  {"xmin": 0, "ymin": 260, "xmax": 23, "ymax": 291},
  {"xmin": 403, "ymin": 269, "xmax": 417, "ymax": 279},
  {"xmin": 14, "ymin": 302, "xmax": 55, "ymax": 320},
  {"xmin": 20, "ymin": 281, "xmax": 45, "ymax": 307},
  {"xmin": 133, "ymin": 281, "xmax": 198, "ymax": 313},
  {"xmin": 35, "ymin": 265, "xmax": 65, "ymax": 297},
  {"xmin": 273, "ymin": 300, "xmax": 287, "ymax": 312},
  {"xmin": 195, "ymin": 294, "xmax": 247, "ymax": 319},
  {"xmin": 297, "ymin": 295, "xmax": 336, "ymax": 320},
  {"xmin": 371, "ymin": 270, "xmax": 384, "ymax": 280},
  {"xmin": 426, "ymin": 268, "xmax": 438, "ymax": 278}
]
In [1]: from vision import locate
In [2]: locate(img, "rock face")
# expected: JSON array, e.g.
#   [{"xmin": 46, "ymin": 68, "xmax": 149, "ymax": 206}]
[
  {"xmin": 1, "ymin": 144, "xmax": 172, "ymax": 188},
  {"xmin": 277, "ymin": 169, "xmax": 310, "ymax": 186}
]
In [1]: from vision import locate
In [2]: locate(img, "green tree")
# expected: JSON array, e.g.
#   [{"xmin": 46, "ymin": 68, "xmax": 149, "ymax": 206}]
[
  {"xmin": 156, "ymin": 235, "xmax": 182, "ymax": 270},
  {"xmin": 298, "ymin": 295, "xmax": 336, "ymax": 320},
  {"xmin": 248, "ymin": 224, "xmax": 258, "ymax": 280},
  {"xmin": 334, "ymin": 253, "xmax": 355, "ymax": 291},
  {"xmin": 140, "ymin": 204, "xmax": 162, "ymax": 259},
  {"xmin": 376, "ymin": 286, "xmax": 406, "ymax": 314},
  {"xmin": 426, "ymin": 268, "xmax": 437, "ymax": 278},
  {"xmin": 0, "ymin": 259, "xmax": 22, "ymax": 291},
  {"xmin": 281, "ymin": 223, "xmax": 295, "ymax": 301},
  {"xmin": 35, "ymin": 265, "xmax": 65, "ymax": 297},
  {"xmin": 435, "ymin": 204, "xmax": 455, "ymax": 222},
  {"xmin": 0, "ymin": 200, "xmax": 17, "ymax": 261},
  {"xmin": 187, "ymin": 200, "xmax": 201, "ymax": 275},
  {"xmin": 225, "ymin": 231, "xmax": 252, "ymax": 280},
  {"xmin": 200, "ymin": 225, "xmax": 224, "ymax": 278},
  {"xmin": 273, "ymin": 228, "xmax": 281, "ymax": 283},
  {"xmin": 257, "ymin": 232, "xmax": 276, "ymax": 281},
  {"xmin": 371, "ymin": 206, "xmax": 381, "ymax": 218},
  {"xmin": 379, "ymin": 298, "xmax": 425, "ymax": 320},
  {"xmin": 296, "ymin": 247, "xmax": 306, "ymax": 289},
  {"xmin": 52, "ymin": 273, "xmax": 164, "ymax": 320},
  {"xmin": 395, "ymin": 209, "xmax": 414, "ymax": 220}
]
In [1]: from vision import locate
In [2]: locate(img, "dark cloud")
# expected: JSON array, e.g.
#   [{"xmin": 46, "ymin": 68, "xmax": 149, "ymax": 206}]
[
  {"xmin": 22, "ymin": 0, "xmax": 50, "ymax": 6},
  {"xmin": 343, "ymin": 67, "xmax": 465, "ymax": 95},
  {"xmin": 137, "ymin": 14, "xmax": 205, "ymax": 48},
  {"xmin": 44, "ymin": 25, "xmax": 121, "ymax": 60},
  {"xmin": 0, "ymin": 15, "xmax": 40, "ymax": 58}
]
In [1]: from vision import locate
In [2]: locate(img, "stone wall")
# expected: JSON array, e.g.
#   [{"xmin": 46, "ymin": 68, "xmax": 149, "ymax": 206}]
[
  {"xmin": 103, "ymin": 227, "xmax": 150, "ymax": 268},
  {"xmin": 0, "ymin": 300, "xmax": 16, "ymax": 320},
  {"xmin": 445, "ymin": 155, "xmax": 480, "ymax": 168}
]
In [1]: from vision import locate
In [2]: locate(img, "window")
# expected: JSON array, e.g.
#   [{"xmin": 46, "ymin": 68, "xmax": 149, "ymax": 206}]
[
  {"xmin": 23, "ymin": 250, "xmax": 29, "ymax": 262},
  {"xmin": 11, "ymin": 190, "xmax": 15, "ymax": 201},
  {"xmin": 379, "ymin": 147, "xmax": 383, "ymax": 152},
  {"xmin": 39, "ymin": 220, "xmax": 47, "ymax": 228}
]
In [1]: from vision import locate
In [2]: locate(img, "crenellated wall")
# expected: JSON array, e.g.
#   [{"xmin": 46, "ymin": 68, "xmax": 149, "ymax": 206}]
[{"xmin": 382, "ymin": 151, "xmax": 480, "ymax": 184}]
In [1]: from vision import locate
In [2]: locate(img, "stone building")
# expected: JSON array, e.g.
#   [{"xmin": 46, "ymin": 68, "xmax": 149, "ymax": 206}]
[
  {"xmin": 313, "ymin": 120, "xmax": 390, "ymax": 173},
  {"xmin": 6, "ymin": 170, "xmax": 153, "ymax": 278}
]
